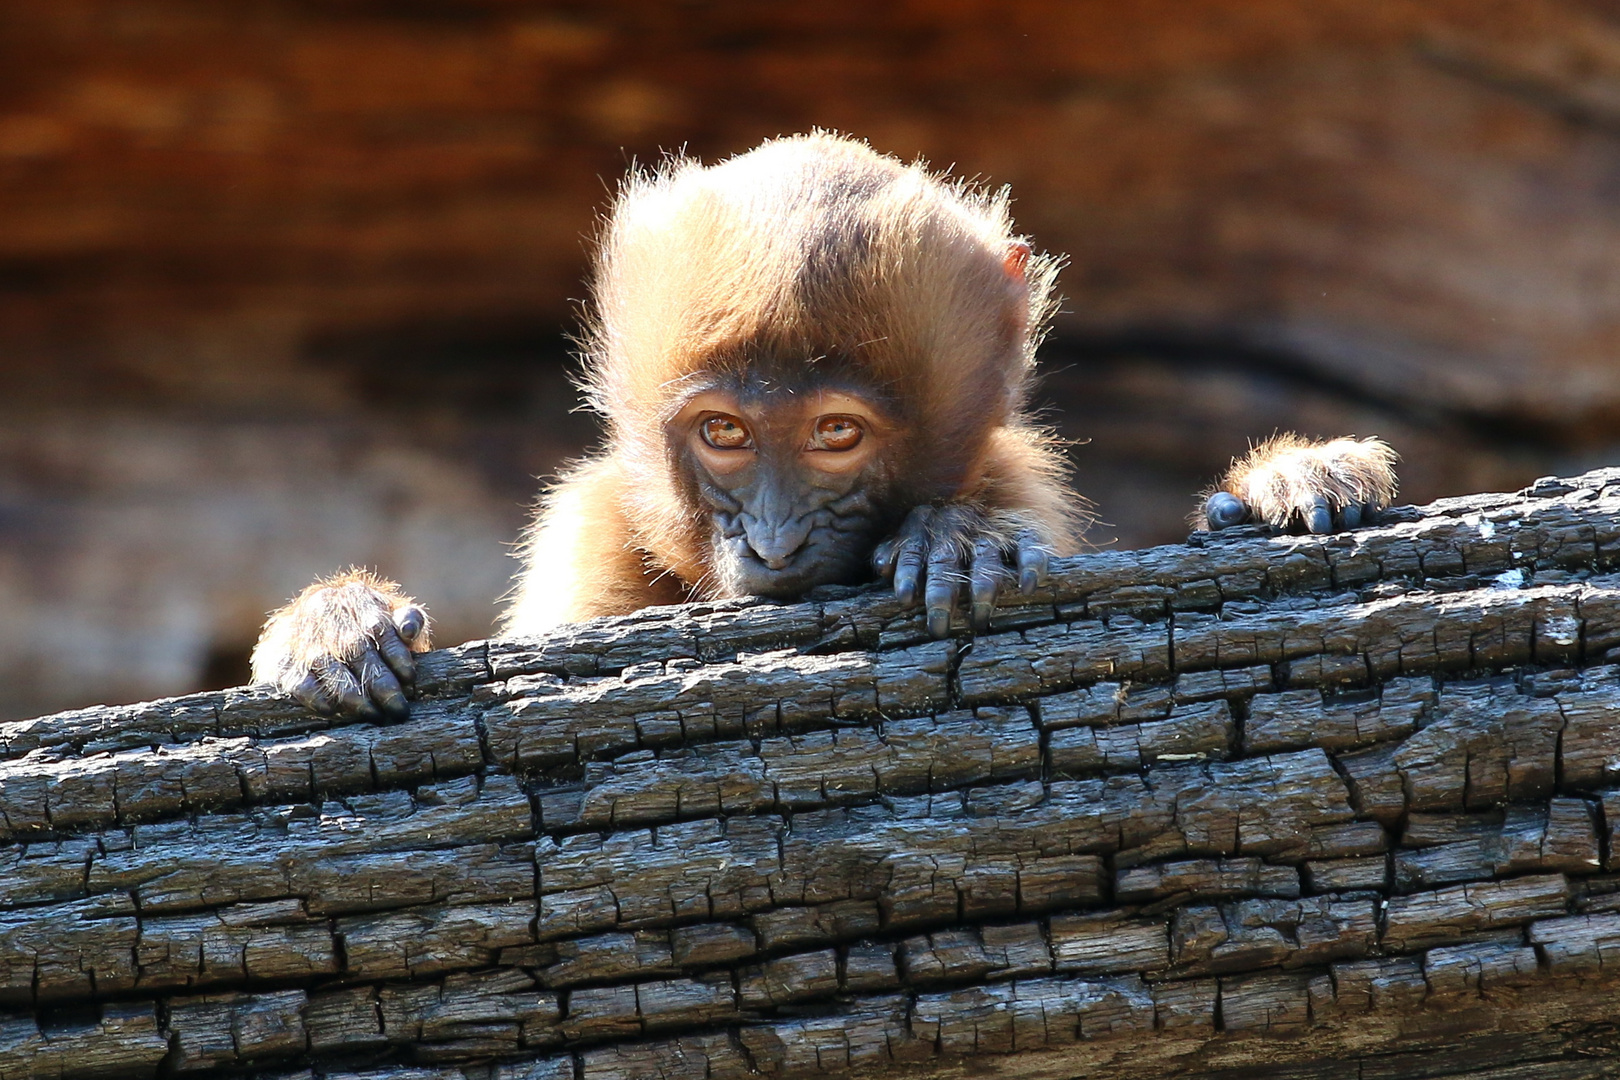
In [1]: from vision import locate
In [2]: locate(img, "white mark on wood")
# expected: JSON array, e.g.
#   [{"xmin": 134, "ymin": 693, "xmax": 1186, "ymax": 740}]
[{"xmin": 1542, "ymin": 615, "xmax": 1581, "ymax": 646}]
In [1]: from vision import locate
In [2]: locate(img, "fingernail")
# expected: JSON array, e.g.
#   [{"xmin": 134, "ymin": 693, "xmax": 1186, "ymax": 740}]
[
  {"xmin": 1205, "ymin": 492, "xmax": 1247, "ymax": 530},
  {"xmin": 927, "ymin": 607, "xmax": 951, "ymax": 639},
  {"xmin": 972, "ymin": 601, "xmax": 994, "ymax": 631},
  {"xmin": 1308, "ymin": 499, "xmax": 1332, "ymax": 535}
]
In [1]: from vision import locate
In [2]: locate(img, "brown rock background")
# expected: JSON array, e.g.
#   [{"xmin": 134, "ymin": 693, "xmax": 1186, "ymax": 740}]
[{"xmin": 4, "ymin": 0, "xmax": 1619, "ymax": 719}]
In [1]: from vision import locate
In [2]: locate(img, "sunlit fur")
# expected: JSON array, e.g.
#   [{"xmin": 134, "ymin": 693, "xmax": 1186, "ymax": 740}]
[
  {"xmin": 1210, "ymin": 434, "xmax": 1399, "ymax": 529},
  {"xmin": 250, "ymin": 568, "xmax": 430, "ymax": 689},
  {"xmin": 503, "ymin": 132, "xmax": 1084, "ymax": 633}
]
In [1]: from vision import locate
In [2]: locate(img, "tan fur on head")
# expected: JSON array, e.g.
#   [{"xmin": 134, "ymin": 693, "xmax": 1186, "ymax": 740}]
[
  {"xmin": 1217, "ymin": 435, "xmax": 1399, "ymax": 529},
  {"xmin": 578, "ymin": 134, "xmax": 1064, "ymax": 582},
  {"xmin": 583, "ymin": 132, "xmax": 1059, "ymax": 425},
  {"xmin": 250, "ymin": 568, "xmax": 429, "ymax": 689},
  {"xmin": 502, "ymin": 132, "xmax": 1081, "ymax": 634}
]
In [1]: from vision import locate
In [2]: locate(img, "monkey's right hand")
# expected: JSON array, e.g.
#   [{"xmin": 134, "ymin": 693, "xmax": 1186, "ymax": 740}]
[
  {"xmin": 1200, "ymin": 435, "xmax": 1398, "ymax": 534},
  {"xmin": 871, "ymin": 504, "xmax": 1052, "ymax": 639},
  {"xmin": 249, "ymin": 570, "xmax": 431, "ymax": 720}
]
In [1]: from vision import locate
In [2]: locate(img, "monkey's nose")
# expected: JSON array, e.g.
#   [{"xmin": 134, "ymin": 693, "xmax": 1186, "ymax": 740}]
[
  {"xmin": 750, "ymin": 537, "xmax": 802, "ymax": 571},
  {"xmin": 742, "ymin": 517, "xmax": 811, "ymax": 570}
]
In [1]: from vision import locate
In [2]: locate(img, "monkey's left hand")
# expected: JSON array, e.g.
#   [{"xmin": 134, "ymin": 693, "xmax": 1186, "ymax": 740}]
[
  {"xmin": 1201, "ymin": 435, "xmax": 1399, "ymax": 534},
  {"xmin": 871, "ymin": 504, "xmax": 1052, "ymax": 638}
]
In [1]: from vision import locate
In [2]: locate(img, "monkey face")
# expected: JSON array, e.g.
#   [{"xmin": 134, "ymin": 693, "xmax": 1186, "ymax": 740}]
[{"xmin": 667, "ymin": 379, "xmax": 897, "ymax": 600}]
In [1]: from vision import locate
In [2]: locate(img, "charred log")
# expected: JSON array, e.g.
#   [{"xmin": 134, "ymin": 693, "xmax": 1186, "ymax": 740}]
[{"xmin": 6, "ymin": 471, "xmax": 1620, "ymax": 1078}]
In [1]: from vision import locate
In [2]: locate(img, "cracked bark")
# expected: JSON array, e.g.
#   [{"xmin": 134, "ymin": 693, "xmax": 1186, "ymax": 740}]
[{"xmin": 7, "ymin": 469, "xmax": 1620, "ymax": 1079}]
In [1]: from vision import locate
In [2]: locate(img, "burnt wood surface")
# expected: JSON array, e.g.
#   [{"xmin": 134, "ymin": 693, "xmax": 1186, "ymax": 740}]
[{"xmin": 7, "ymin": 469, "xmax": 1620, "ymax": 1079}]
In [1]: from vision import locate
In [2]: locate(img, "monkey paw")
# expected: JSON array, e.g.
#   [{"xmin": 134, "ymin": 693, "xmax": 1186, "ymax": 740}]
[
  {"xmin": 1201, "ymin": 435, "xmax": 1399, "ymax": 534},
  {"xmin": 249, "ymin": 570, "xmax": 431, "ymax": 720},
  {"xmin": 871, "ymin": 504, "xmax": 1053, "ymax": 638}
]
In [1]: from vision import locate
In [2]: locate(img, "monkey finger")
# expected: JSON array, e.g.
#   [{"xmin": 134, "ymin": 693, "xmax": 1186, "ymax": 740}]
[
  {"xmin": 892, "ymin": 536, "xmax": 928, "ymax": 606},
  {"xmin": 1204, "ymin": 492, "xmax": 1248, "ymax": 531},
  {"xmin": 358, "ymin": 609, "xmax": 416, "ymax": 693},
  {"xmin": 1014, "ymin": 532, "xmax": 1050, "ymax": 594},
  {"xmin": 374, "ymin": 624, "xmax": 417, "ymax": 693},
  {"xmin": 1306, "ymin": 496, "xmax": 1333, "ymax": 535},
  {"xmin": 924, "ymin": 543, "xmax": 960, "ymax": 639},
  {"xmin": 870, "ymin": 537, "xmax": 900, "ymax": 578},
  {"xmin": 969, "ymin": 538, "xmax": 1005, "ymax": 632},
  {"xmin": 393, "ymin": 604, "xmax": 427, "ymax": 644},
  {"xmin": 355, "ymin": 646, "xmax": 410, "ymax": 720},
  {"xmin": 288, "ymin": 671, "xmax": 338, "ymax": 716},
  {"xmin": 1339, "ymin": 502, "xmax": 1363, "ymax": 530},
  {"xmin": 314, "ymin": 657, "xmax": 382, "ymax": 722}
]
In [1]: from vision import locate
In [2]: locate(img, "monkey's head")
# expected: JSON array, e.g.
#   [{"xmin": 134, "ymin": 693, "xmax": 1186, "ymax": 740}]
[{"xmin": 579, "ymin": 133, "xmax": 1060, "ymax": 601}]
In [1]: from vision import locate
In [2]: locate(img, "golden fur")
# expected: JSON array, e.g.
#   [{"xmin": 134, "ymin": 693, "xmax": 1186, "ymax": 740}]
[
  {"xmin": 1211, "ymin": 435, "xmax": 1399, "ymax": 529},
  {"xmin": 503, "ymin": 132, "xmax": 1082, "ymax": 634}
]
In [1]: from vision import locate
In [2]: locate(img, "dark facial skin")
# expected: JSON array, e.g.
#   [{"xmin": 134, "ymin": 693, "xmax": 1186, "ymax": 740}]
[{"xmin": 668, "ymin": 379, "xmax": 899, "ymax": 599}]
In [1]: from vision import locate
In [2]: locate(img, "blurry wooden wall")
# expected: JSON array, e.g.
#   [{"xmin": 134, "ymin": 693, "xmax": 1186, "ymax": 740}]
[{"xmin": 4, "ymin": 0, "xmax": 1619, "ymax": 718}]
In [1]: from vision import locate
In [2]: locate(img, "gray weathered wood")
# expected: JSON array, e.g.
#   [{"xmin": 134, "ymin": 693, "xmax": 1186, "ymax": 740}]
[{"xmin": 6, "ymin": 468, "xmax": 1620, "ymax": 1079}]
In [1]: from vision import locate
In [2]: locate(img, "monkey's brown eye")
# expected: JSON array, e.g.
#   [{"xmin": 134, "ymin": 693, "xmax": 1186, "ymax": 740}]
[
  {"xmin": 810, "ymin": 415, "xmax": 864, "ymax": 452},
  {"xmin": 701, "ymin": 415, "xmax": 753, "ymax": 450}
]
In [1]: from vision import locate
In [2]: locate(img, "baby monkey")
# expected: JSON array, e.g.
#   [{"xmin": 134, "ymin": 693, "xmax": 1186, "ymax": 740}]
[{"xmin": 252, "ymin": 133, "xmax": 1397, "ymax": 720}]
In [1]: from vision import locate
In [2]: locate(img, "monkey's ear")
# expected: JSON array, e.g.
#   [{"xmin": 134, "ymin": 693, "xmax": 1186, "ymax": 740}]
[{"xmin": 1002, "ymin": 240, "xmax": 1031, "ymax": 283}]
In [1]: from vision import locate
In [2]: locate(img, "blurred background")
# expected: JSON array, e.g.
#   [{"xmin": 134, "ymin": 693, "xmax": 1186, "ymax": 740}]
[{"xmin": 4, "ymin": 1, "xmax": 1620, "ymax": 721}]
